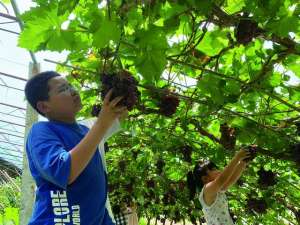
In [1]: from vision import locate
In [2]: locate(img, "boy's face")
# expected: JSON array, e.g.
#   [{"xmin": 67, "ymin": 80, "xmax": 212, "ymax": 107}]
[{"xmin": 37, "ymin": 77, "xmax": 82, "ymax": 121}]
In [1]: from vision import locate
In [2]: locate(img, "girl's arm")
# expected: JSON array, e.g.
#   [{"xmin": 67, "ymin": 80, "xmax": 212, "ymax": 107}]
[
  {"xmin": 204, "ymin": 149, "xmax": 250, "ymax": 205},
  {"xmin": 221, "ymin": 161, "xmax": 247, "ymax": 191}
]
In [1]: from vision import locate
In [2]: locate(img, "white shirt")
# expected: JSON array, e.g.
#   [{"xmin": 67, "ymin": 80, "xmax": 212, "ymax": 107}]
[
  {"xmin": 199, "ymin": 187, "xmax": 234, "ymax": 225},
  {"xmin": 79, "ymin": 118, "xmax": 121, "ymax": 222}
]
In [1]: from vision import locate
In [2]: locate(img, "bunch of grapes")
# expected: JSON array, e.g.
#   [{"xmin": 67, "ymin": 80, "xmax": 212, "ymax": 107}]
[
  {"xmin": 162, "ymin": 193, "xmax": 170, "ymax": 205},
  {"xmin": 200, "ymin": 217, "xmax": 206, "ymax": 223},
  {"xmin": 118, "ymin": 160, "xmax": 127, "ymax": 171},
  {"xmin": 257, "ymin": 168, "xmax": 277, "ymax": 188},
  {"xmin": 229, "ymin": 210, "xmax": 238, "ymax": 223},
  {"xmin": 236, "ymin": 178, "xmax": 244, "ymax": 187},
  {"xmin": 131, "ymin": 150, "xmax": 139, "ymax": 159},
  {"xmin": 173, "ymin": 210, "xmax": 181, "ymax": 223},
  {"xmin": 108, "ymin": 183, "xmax": 118, "ymax": 193},
  {"xmin": 292, "ymin": 143, "xmax": 300, "ymax": 165},
  {"xmin": 178, "ymin": 180, "xmax": 185, "ymax": 191},
  {"xmin": 146, "ymin": 179, "xmax": 155, "ymax": 189},
  {"xmin": 296, "ymin": 122, "xmax": 300, "ymax": 136},
  {"xmin": 181, "ymin": 145, "xmax": 193, "ymax": 163},
  {"xmin": 243, "ymin": 145, "xmax": 258, "ymax": 162},
  {"xmin": 158, "ymin": 94, "xmax": 180, "ymax": 117},
  {"xmin": 235, "ymin": 18, "xmax": 261, "ymax": 45},
  {"xmin": 145, "ymin": 189, "xmax": 156, "ymax": 199},
  {"xmin": 190, "ymin": 215, "xmax": 197, "ymax": 225},
  {"xmin": 156, "ymin": 158, "xmax": 166, "ymax": 175},
  {"xmin": 104, "ymin": 142, "xmax": 109, "ymax": 152},
  {"xmin": 162, "ymin": 191, "xmax": 176, "ymax": 205},
  {"xmin": 100, "ymin": 70, "xmax": 140, "ymax": 111},
  {"xmin": 246, "ymin": 198, "xmax": 268, "ymax": 214},
  {"xmin": 91, "ymin": 104, "xmax": 101, "ymax": 117},
  {"xmin": 124, "ymin": 183, "xmax": 133, "ymax": 193},
  {"xmin": 220, "ymin": 123, "xmax": 236, "ymax": 150},
  {"xmin": 296, "ymin": 210, "xmax": 300, "ymax": 223}
]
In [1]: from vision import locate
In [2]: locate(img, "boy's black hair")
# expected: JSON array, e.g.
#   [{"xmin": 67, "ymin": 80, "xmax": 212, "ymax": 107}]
[
  {"xmin": 187, "ymin": 160, "xmax": 218, "ymax": 200},
  {"xmin": 24, "ymin": 71, "xmax": 60, "ymax": 116}
]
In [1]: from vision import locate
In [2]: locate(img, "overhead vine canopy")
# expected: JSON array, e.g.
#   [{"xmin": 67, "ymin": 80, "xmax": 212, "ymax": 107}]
[{"xmin": 19, "ymin": 0, "xmax": 300, "ymax": 224}]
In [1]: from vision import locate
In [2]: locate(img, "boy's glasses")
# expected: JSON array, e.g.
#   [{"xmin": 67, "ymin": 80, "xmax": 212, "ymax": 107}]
[{"xmin": 51, "ymin": 83, "xmax": 77, "ymax": 96}]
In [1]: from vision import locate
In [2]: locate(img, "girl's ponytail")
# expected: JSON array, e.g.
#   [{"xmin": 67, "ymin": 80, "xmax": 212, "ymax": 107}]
[
  {"xmin": 187, "ymin": 161, "xmax": 213, "ymax": 200},
  {"xmin": 187, "ymin": 171, "xmax": 197, "ymax": 200}
]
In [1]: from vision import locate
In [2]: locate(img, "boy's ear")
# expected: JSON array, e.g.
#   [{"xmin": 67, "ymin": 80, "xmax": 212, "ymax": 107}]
[{"xmin": 36, "ymin": 101, "xmax": 50, "ymax": 114}]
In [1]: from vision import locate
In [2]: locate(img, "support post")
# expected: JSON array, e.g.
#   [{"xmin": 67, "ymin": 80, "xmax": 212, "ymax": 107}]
[{"xmin": 19, "ymin": 62, "xmax": 40, "ymax": 225}]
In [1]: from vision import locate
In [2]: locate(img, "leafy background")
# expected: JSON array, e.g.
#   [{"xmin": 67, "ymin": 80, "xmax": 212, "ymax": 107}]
[{"xmin": 18, "ymin": 0, "xmax": 300, "ymax": 224}]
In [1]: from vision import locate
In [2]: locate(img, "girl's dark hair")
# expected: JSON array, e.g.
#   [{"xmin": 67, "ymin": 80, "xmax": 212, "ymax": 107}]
[{"xmin": 186, "ymin": 160, "xmax": 217, "ymax": 200}]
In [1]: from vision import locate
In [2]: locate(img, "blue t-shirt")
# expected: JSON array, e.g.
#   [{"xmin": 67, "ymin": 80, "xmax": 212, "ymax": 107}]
[{"xmin": 26, "ymin": 121, "xmax": 115, "ymax": 225}]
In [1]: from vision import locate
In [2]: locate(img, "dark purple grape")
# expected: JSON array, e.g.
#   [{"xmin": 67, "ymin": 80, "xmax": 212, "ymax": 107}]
[
  {"xmin": 91, "ymin": 104, "xmax": 101, "ymax": 117},
  {"xmin": 292, "ymin": 143, "xmax": 300, "ymax": 165},
  {"xmin": 100, "ymin": 70, "xmax": 139, "ymax": 111},
  {"xmin": 181, "ymin": 145, "xmax": 193, "ymax": 162},
  {"xmin": 246, "ymin": 198, "xmax": 268, "ymax": 214},
  {"xmin": 146, "ymin": 179, "xmax": 155, "ymax": 189},
  {"xmin": 235, "ymin": 19, "xmax": 261, "ymax": 45},
  {"xmin": 220, "ymin": 123, "xmax": 236, "ymax": 150},
  {"xmin": 244, "ymin": 145, "xmax": 258, "ymax": 162},
  {"xmin": 158, "ymin": 94, "xmax": 180, "ymax": 117},
  {"xmin": 156, "ymin": 159, "xmax": 166, "ymax": 174},
  {"xmin": 258, "ymin": 168, "xmax": 277, "ymax": 188}
]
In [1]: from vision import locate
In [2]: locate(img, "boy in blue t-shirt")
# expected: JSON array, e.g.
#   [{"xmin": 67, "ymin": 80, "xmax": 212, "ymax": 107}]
[{"xmin": 24, "ymin": 71, "xmax": 127, "ymax": 225}]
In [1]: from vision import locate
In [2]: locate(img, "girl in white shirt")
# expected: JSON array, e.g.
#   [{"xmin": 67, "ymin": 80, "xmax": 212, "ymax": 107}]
[{"xmin": 187, "ymin": 149, "xmax": 253, "ymax": 225}]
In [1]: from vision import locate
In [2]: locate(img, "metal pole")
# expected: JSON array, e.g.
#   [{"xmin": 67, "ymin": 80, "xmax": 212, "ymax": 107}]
[
  {"xmin": 19, "ymin": 62, "xmax": 40, "ymax": 225},
  {"xmin": 10, "ymin": 0, "xmax": 37, "ymax": 64},
  {"xmin": 0, "ymin": 12, "xmax": 18, "ymax": 21}
]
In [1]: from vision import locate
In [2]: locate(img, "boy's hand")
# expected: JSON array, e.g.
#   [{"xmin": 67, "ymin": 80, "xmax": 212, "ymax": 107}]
[{"xmin": 98, "ymin": 89, "xmax": 127, "ymax": 125}]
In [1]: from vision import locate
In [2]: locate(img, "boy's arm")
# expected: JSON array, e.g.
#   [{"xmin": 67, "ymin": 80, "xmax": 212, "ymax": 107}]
[
  {"xmin": 221, "ymin": 161, "xmax": 247, "ymax": 191},
  {"xmin": 204, "ymin": 149, "xmax": 250, "ymax": 202},
  {"xmin": 68, "ymin": 92, "xmax": 126, "ymax": 184}
]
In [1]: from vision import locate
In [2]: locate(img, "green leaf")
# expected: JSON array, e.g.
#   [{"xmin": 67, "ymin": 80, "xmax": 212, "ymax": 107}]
[
  {"xmin": 224, "ymin": 0, "xmax": 245, "ymax": 14},
  {"xmin": 267, "ymin": 16, "xmax": 299, "ymax": 37},
  {"xmin": 92, "ymin": 16, "xmax": 121, "ymax": 49},
  {"xmin": 135, "ymin": 50, "xmax": 167, "ymax": 83},
  {"xmin": 18, "ymin": 18, "xmax": 52, "ymax": 51},
  {"xmin": 57, "ymin": 0, "xmax": 80, "ymax": 16},
  {"xmin": 134, "ymin": 26, "xmax": 168, "ymax": 82},
  {"xmin": 18, "ymin": 5, "xmax": 68, "ymax": 51},
  {"xmin": 225, "ymin": 81, "xmax": 241, "ymax": 95},
  {"xmin": 127, "ymin": 8, "xmax": 143, "ymax": 28},
  {"xmin": 188, "ymin": 0, "xmax": 213, "ymax": 15},
  {"xmin": 136, "ymin": 26, "xmax": 169, "ymax": 50},
  {"xmin": 196, "ymin": 29, "xmax": 229, "ymax": 56},
  {"xmin": 164, "ymin": 16, "xmax": 180, "ymax": 33},
  {"xmin": 198, "ymin": 75, "xmax": 225, "ymax": 105},
  {"xmin": 265, "ymin": 72, "xmax": 282, "ymax": 87},
  {"xmin": 284, "ymin": 55, "xmax": 300, "ymax": 78}
]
